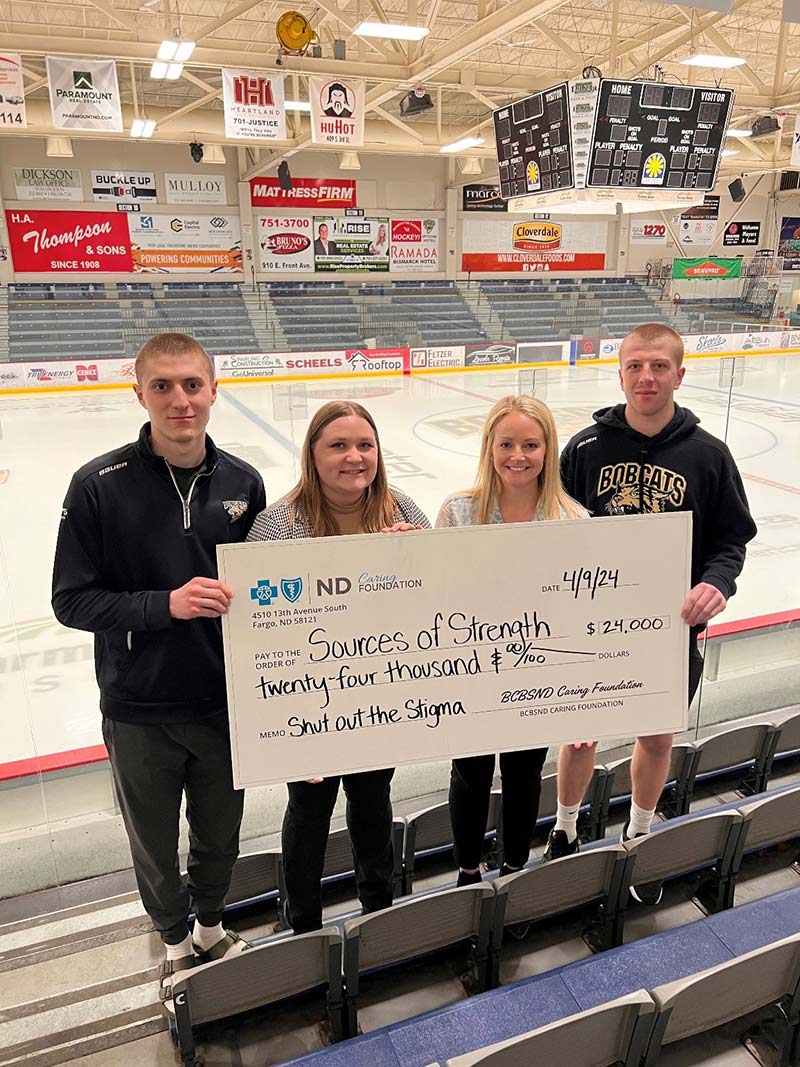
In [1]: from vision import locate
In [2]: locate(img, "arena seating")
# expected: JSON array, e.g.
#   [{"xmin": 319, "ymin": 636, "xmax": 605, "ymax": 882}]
[{"xmin": 264, "ymin": 281, "xmax": 367, "ymax": 350}]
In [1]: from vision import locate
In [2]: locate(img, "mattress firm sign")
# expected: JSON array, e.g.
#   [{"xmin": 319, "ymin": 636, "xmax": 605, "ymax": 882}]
[
  {"xmin": 91, "ymin": 171, "xmax": 157, "ymax": 203},
  {"xmin": 165, "ymin": 174, "xmax": 227, "ymax": 205},
  {"xmin": 13, "ymin": 167, "xmax": 82, "ymax": 202},
  {"xmin": 46, "ymin": 56, "xmax": 122, "ymax": 132}
]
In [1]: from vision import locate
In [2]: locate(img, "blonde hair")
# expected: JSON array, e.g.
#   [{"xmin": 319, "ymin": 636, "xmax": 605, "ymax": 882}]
[
  {"xmin": 134, "ymin": 332, "xmax": 214, "ymax": 384},
  {"xmin": 468, "ymin": 396, "xmax": 584, "ymax": 523},
  {"xmin": 620, "ymin": 323, "xmax": 684, "ymax": 367},
  {"xmin": 288, "ymin": 401, "xmax": 396, "ymax": 536}
]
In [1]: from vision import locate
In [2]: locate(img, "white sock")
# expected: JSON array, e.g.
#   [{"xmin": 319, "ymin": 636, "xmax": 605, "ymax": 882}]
[
  {"xmin": 165, "ymin": 933, "xmax": 194, "ymax": 961},
  {"xmin": 628, "ymin": 801, "xmax": 656, "ymax": 837},
  {"xmin": 193, "ymin": 920, "xmax": 224, "ymax": 951},
  {"xmin": 554, "ymin": 801, "xmax": 580, "ymax": 842}
]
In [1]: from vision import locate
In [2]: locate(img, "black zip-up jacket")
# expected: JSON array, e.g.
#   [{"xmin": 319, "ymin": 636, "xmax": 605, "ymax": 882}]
[
  {"xmin": 560, "ymin": 403, "xmax": 756, "ymax": 599},
  {"xmin": 52, "ymin": 424, "xmax": 266, "ymax": 724}
]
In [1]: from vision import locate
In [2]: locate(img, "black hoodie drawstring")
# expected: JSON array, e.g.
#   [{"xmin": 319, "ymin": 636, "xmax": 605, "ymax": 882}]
[{"xmin": 638, "ymin": 448, "xmax": 648, "ymax": 513}]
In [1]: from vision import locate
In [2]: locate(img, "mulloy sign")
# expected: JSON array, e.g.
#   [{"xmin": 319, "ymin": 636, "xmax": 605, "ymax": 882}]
[
  {"xmin": 165, "ymin": 174, "xmax": 228, "ymax": 205},
  {"xmin": 46, "ymin": 56, "xmax": 122, "ymax": 132}
]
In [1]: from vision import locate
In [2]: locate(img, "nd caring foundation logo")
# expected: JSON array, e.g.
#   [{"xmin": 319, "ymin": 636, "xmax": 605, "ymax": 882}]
[{"xmin": 513, "ymin": 221, "xmax": 562, "ymax": 251}]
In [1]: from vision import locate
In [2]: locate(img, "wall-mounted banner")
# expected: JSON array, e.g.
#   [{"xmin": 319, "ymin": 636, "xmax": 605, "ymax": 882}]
[
  {"xmin": 222, "ymin": 68, "xmax": 286, "ymax": 141},
  {"xmin": 129, "ymin": 214, "xmax": 242, "ymax": 273},
  {"xmin": 777, "ymin": 217, "xmax": 800, "ymax": 270},
  {"xmin": 461, "ymin": 216, "xmax": 607, "ymax": 272},
  {"xmin": 313, "ymin": 216, "xmax": 389, "ymax": 272},
  {"xmin": 462, "ymin": 184, "xmax": 507, "ymax": 212},
  {"xmin": 389, "ymin": 219, "xmax": 439, "ymax": 273},
  {"xmin": 258, "ymin": 214, "xmax": 315, "ymax": 273},
  {"xmin": 723, "ymin": 221, "xmax": 761, "ymax": 247},
  {"xmin": 13, "ymin": 167, "xmax": 82, "ymax": 202},
  {"xmin": 250, "ymin": 177, "xmax": 357, "ymax": 209},
  {"xmin": 672, "ymin": 257, "xmax": 742, "ymax": 280},
  {"xmin": 676, "ymin": 194, "xmax": 719, "ymax": 247},
  {"xmin": 165, "ymin": 174, "xmax": 227, "ymax": 205},
  {"xmin": 309, "ymin": 75, "xmax": 364, "ymax": 147},
  {"xmin": 5, "ymin": 209, "xmax": 133, "ymax": 272},
  {"xmin": 0, "ymin": 52, "xmax": 27, "ymax": 128},
  {"xmin": 630, "ymin": 220, "xmax": 667, "ymax": 244},
  {"xmin": 91, "ymin": 171, "xmax": 157, "ymax": 203},
  {"xmin": 47, "ymin": 56, "xmax": 122, "ymax": 132},
  {"xmin": 218, "ymin": 512, "xmax": 691, "ymax": 787},
  {"xmin": 792, "ymin": 115, "xmax": 800, "ymax": 167}
]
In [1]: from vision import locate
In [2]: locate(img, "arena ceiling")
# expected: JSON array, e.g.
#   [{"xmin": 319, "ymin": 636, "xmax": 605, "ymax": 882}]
[{"xmin": 1, "ymin": 0, "xmax": 798, "ymax": 180}]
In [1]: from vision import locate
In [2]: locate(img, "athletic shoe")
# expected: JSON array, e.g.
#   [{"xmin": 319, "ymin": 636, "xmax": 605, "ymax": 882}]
[
  {"xmin": 542, "ymin": 829, "xmax": 580, "ymax": 862},
  {"xmin": 191, "ymin": 928, "xmax": 251, "ymax": 962},
  {"xmin": 456, "ymin": 869, "xmax": 483, "ymax": 887},
  {"xmin": 622, "ymin": 821, "xmax": 664, "ymax": 905}
]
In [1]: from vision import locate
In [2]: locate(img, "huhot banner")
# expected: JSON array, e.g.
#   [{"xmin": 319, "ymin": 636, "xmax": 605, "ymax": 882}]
[
  {"xmin": 218, "ymin": 512, "xmax": 691, "ymax": 787},
  {"xmin": 0, "ymin": 52, "xmax": 27, "ymax": 128},
  {"xmin": 309, "ymin": 75, "xmax": 364, "ymax": 147},
  {"xmin": 222, "ymin": 68, "xmax": 286, "ymax": 141},
  {"xmin": 313, "ymin": 216, "xmax": 389, "ymax": 272},
  {"xmin": 47, "ymin": 56, "xmax": 122, "ymax": 132}
]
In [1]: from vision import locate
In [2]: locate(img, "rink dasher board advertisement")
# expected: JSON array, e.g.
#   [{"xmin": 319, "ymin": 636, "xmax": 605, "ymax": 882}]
[
  {"xmin": 218, "ymin": 513, "xmax": 691, "ymax": 788},
  {"xmin": 214, "ymin": 348, "xmax": 411, "ymax": 380}
]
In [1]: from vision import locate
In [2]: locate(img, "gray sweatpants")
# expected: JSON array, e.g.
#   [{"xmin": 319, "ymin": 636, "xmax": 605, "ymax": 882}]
[{"xmin": 102, "ymin": 713, "xmax": 244, "ymax": 945}]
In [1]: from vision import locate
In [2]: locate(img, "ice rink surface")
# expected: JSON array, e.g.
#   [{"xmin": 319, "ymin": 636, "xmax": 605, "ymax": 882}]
[{"xmin": 1, "ymin": 354, "xmax": 799, "ymax": 765}]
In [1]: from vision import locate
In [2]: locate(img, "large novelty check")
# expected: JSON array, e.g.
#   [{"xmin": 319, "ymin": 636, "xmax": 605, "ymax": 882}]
[{"xmin": 218, "ymin": 511, "xmax": 691, "ymax": 788}]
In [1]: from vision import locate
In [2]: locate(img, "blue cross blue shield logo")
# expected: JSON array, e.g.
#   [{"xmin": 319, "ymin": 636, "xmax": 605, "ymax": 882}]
[{"xmin": 281, "ymin": 577, "xmax": 303, "ymax": 603}]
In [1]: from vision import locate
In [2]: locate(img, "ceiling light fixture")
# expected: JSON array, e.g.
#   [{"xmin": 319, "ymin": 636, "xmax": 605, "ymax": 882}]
[
  {"xmin": 440, "ymin": 135, "xmax": 485, "ymax": 154},
  {"xmin": 354, "ymin": 20, "xmax": 429, "ymax": 40},
  {"xmin": 285, "ymin": 100, "xmax": 312, "ymax": 112},
  {"xmin": 151, "ymin": 61, "xmax": 183, "ymax": 79},
  {"xmin": 157, "ymin": 39, "xmax": 195, "ymax": 61},
  {"xmin": 680, "ymin": 53, "xmax": 746, "ymax": 69},
  {"xmin": 130, "ymin": 118, "xmax": 156, "ymax": 137},
  {"xmin": 721, "ymin": 149, "xmax": 740, "ymax": 156},
  {"xmin": 726, "ymin": 128, "xmax": 753, "ymax": 137}
]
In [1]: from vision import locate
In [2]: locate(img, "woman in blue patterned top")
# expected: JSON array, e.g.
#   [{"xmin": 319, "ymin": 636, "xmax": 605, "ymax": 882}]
[
  {"xmin": 248, "ymin": 400, "xmax": 429, "ymax": 932},
  {"xmin": 436, "ymin": 395, "xmax": 587, "ymax": 888}
]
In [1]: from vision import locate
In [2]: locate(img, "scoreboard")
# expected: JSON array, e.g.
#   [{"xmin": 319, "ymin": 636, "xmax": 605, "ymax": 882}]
[
  {"xmin": 493, "ymin": 82, "xmax": 574, "ymax": 200},
  {"xmin": 586, "ymin": 81, "xmax": 734, "ymax": 192}
]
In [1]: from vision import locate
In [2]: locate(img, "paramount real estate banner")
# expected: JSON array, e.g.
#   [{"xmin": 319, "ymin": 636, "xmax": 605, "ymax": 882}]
[
  {"xmin": 258, "ymin": 214, "xmax": 315, "ymax": 273},
  {"xmin": 46, "ymin": 56, "xmax": 123, "ymax": 132},
  {"xmin": 672, "ymin": 257, "xmax": 742, "ymax": 279},
  {"xmin": 309, "ymin": 75, "xmax": 364, "ymax": 147},
  {"xmin": 5, "ymin": 209, "xmax": 133, "ymax": 272},
  {"xmin": 222, "ymin": 68, "xmax": 286, "ymax": 141},
  {"xmin": 389, "ymin": 219, "xmax": 439, "ymax": 273},
  {"xmin": 91, "ymin": 170, "xmax": 157, "ymax": 203},
  {"xmin": 13, "ymin": 167, "xmax": 82, "ymax": 201},
  {"xmin": 0, "ymin": 52, "xmax": 27, "ymax": 128},
  {"xmin": 313, "ymin": 216, "xmax": 389, "ymax": 272},
  {"xmin": 129, "ymin": 213, "xmax": 242, "ymax": 273},
  {"xmin": 461, "ymin": 216, "xmax": 607, "ymax": 272},
  {"xmin": 165, "ymin": 174, "xmax": 227, "ymax": 205}
]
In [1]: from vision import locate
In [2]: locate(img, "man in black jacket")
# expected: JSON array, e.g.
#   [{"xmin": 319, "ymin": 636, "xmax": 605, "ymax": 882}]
[
  {"xmin": 544, "ymin": 323, "xmax": 756, "ymax": 904},
  {"xmin": 52, "ymin": 333, "xmax": 265, "ymax": 1006}
]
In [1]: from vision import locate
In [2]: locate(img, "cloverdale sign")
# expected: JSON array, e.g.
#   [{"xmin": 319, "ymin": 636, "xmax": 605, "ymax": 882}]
[{"xmin": 672, "ymin": 257, "xmax": 742, "ymax": 279}]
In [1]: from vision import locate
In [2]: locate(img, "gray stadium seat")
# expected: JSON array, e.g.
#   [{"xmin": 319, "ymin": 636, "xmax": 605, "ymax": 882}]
[
  {"xmin": 643, "ymin": 933, "xmax": 800, "ymax": 1066},
  {"xmin": 621, "ymin": 810, "xmax": 742, "ymax": 915},
  {"xmin": 444, "ymin": 989, "xmax": 656, "ymax": 1067},
  {"xmin": 226, "ymin": 848, "xmax": 281, "ymax": 905},
  {"xmin": 731, "ymin": 785, "xmax": 800, "ymax": 892},
  {"xmin": 343, "ymin": 883, "xmax": 494, "ymax": 1035},
  {"xmin": 490, "ymin": 844, "xmax": 628, "ymax": 977},
  {"xmin": 688, "ymin": 723, "xmax": 778, "ymax": 802},
  {"xmin": 171, "ymin": 927, "xmax": 344, "ymax": 1064},
  {"xmin": 770, "ymin": 708, "xmax": 800, "ymax": 771}
]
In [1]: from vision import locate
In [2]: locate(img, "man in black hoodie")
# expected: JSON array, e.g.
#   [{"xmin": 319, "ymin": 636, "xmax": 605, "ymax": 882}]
[
  {"xmin": 52, "ymin": 333, "xmax": 265, "ymax": 1006},
  {"xmin": 543, "ymin": 323, "xmax": 756, "ymax": 903}
]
